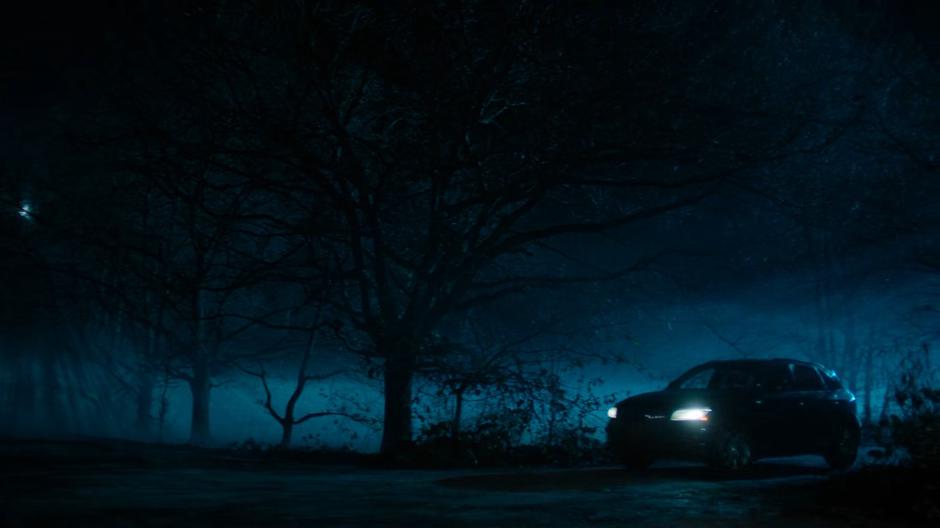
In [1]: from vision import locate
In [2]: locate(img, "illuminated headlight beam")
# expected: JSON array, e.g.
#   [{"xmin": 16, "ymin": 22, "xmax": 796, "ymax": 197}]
[{"xmin": 670, "ymin": 407, "xmax": 711, "ymax": 421}]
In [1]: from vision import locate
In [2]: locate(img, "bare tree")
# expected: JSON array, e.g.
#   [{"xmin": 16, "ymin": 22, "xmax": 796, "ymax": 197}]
[
  {"xmin": 239, "ymin": 336, "xmax": 365, "ymax": 449},
  {"xmin": 95, "ymin": 1, "xmax": 852, "ymax": 454}
]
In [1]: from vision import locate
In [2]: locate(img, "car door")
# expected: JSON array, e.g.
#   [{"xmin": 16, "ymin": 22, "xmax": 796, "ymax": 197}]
[
  {"xmin": 750, "ymin": 363, "xmax": 802, "ymax": 455},
  {"xmin": 787, "ymin": 363, "xmax": 829, "ymax": 451}
]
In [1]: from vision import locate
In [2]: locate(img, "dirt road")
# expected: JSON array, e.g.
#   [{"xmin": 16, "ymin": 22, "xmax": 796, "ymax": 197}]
[{"xmin": 0, "ymin": 440, "xmax": 922, "ymax": 527}]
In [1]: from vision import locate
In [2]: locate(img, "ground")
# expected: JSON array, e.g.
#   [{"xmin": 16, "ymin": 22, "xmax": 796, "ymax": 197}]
[{"xmin": 0, "ymin": 439, "xmax": 931, "ymax": 527}]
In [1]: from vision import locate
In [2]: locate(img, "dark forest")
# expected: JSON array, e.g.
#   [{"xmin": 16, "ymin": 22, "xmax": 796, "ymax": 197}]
[{"xmin": 1, "ymin": 1, "xmax": 939, "ymax": 526}]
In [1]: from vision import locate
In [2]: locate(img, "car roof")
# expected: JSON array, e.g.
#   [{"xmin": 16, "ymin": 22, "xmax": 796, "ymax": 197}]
[{"xmin": 693, "ymin": 358, "xmax": 828, "ymax": 370}]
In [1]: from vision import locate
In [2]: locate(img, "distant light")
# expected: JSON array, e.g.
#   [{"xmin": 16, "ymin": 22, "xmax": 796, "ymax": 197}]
[
  {"xmin": 607, "ymin": 407, "xmax": 618, "ymax": 419},
  {"xmin": 18, "ymin": 202, "xmax": 31, "ymax": 219},
  {"xmin": 670, "ymin": 407, "xmax": 711, "ymax": 421}
]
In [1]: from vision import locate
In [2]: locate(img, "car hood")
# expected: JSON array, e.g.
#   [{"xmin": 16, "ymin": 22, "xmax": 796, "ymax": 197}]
[{"xmin": 614, "ymin": 390, "xmax": 714, "ymax": 420}]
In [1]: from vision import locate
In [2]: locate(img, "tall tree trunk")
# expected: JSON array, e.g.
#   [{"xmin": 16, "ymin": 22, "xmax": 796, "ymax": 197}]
[
  {"xmin": 280, "ymin": 391, "xmax": 300, "ymax": 449},
  {"xmin": 158, "ymin": 364, "xmax": 170, "ymax": 442},
  {"xmin": 280, "ymin": 422, "xmax": 295, "ymax": 448},
  {"xmin": 189, "ymin": 287, "xmax": 212, "ymax": 445},
  {"xmin": 278, "ymin": 329, "xmax": 316, "ymax": 449},
  {"xmin": 863, "ymin": 345, "xmax": 874, "ymax": 427},
  {"xmin": 137, "ymin": 295, "xmax": 162, "ymax": 438},
  {"xmin": 878, "ymin": 381, "xmax": 891, "ymax": 443},
  {"xmin": 135, "ymin": 372, "xmax": 154, "ymax": 437},
  {"xmin": 806, "ymin": 227, "xmax": 831, "ymax": 366},
  {"xmin": 878, "ymin": 341, "xmax": 900, "ymax": 430},
  {"xmin": 381, "ymin": 344, "xmax": 415, "ymax": 456},
  {"xmin": 12, "ymin": 355, "xmax": 33, "ymax": 435},
  {"xmin": 189, "ymin": 359, "xmax": 211, "ymax": 445},
  {"xmin": 842, "ymin": 315, "xmax": 858, "ymax": 392},
  {"xmin": 41, "ymin": 350, "xmax": 65, "ymax": 435}
]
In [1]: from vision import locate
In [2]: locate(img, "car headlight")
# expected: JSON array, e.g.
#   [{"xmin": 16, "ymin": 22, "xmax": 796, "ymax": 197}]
[
  {"xmin": 670, "ymin": 407, "xmax": 711, "ymax": 421},
  {"xmin": 607, "ymin": 407, "xmax": 618, "ymax": 419}
]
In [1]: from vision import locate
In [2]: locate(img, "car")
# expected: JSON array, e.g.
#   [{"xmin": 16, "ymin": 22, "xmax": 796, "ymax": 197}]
[{"xmin": 606, "ymin": 358, "xmax": 860, "ymax": 471}]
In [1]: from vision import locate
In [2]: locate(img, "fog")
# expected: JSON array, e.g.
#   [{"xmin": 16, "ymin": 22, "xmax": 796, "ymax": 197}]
[{"xmin": 2, "ymin": 0, "xmax": 939, "ymax": 455}]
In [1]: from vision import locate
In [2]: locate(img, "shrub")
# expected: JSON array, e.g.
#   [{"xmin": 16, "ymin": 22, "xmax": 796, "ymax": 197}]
[{"xmin": 884, "ymin": 346, "xmax": 940, "ymax": 470}]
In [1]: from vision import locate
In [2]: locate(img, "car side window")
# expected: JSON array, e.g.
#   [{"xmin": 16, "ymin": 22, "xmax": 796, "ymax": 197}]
[
  {"xmin": 712, "ymin": 368, "xmax": 756, "ymax": 390},
  {"xmin": 764, "ymin": 364, "xmax": 791, "ymax": 391},
  {"xmin": 678, "ymin": 367, "xmax": 714, "ymax": 389},
  {"xmin": 790, "ymin": 364, "xmax": 825, "ymax": 391}
]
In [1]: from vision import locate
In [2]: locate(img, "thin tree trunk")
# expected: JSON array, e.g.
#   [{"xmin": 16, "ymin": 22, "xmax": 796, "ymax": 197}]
[
  {"xmin": 878, "ymin": 341, "xmax": 900, "ymax": 429},
  {"xmin": 189, "ymin": 359, "xmax": 211, "ymax": 445},
  {"xmin": 41, "ymin": 351, "xmax": 65, "ymax": 435},
  {"xmin": 863, "ymin": 345, "xmax": 874, "ymax": 428},
  {"xmin": 135, "ymin": 372, "xmax": 154, "ymax": 436},
  {"xmin": 189, "ymin": 287, "xmax": 212, "ymax": 445},
  {"xmin": 281, "ymin": 422, "xmax": 294, "ymax": 448},
  {"xmin": 381, "ymin": 344, "xmax": 415, "ymax": 456},
  {"xmin": 923, "ymin": 343, "xmax": 932, "ymax": 382},
  {"xmin": 278, "ymin": 329, "xmax": 317, "ymax": 449},
  {"xmin": 280, "ymin": 387, "xmax": 301, "ymax": 449},
  {"xmin": 843, "ymin": 315, "xmax": 858, "ymax": 392},
  {"xmin": 806, "ymin": 227, "xmax": 830, "ymax": 367},
  {"xmin": 135, "ymin": 321, "xmax": 159, "ymax": 437},
  {"xmin": 158, "ymin": 364, "xmax": 170, "ymax": 442},
  {"xmin": 452, "ymin": 388, "xmax": 464, "ymax": 448},
  {"xmin": 12, "ymin": 354, "xmax": 35, "ymax": 435}
]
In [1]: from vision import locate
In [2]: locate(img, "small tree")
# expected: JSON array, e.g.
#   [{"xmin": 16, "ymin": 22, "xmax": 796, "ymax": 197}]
[
  {"xmin": 420, "ymin": 309, "xmax": 623, "ymax": 457},
  {"xmin": 240, "ymin": 326, "xmax": 370, "ymax": 449},
  {"xmin": 887, "ymin": 343, "xmax": 940, "ymax": 469}
]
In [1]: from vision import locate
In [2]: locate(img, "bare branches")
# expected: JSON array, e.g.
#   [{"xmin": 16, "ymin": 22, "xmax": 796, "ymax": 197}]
[
  {"xmin": 238, "ymin": 363, "xmax": 283, "ymax": 425},
  {"xmin": 484, "ymin": 187, "xmax": 719, "ymax": 258},
  {"xmin": 294, "ymin": 410, "xmax": 368, "ymax": 425}
]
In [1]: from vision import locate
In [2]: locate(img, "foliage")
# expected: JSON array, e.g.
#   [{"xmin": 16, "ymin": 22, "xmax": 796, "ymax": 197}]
[
  {"xmin": 411, "ymin": 371, "xmax": 615, "ymax": 467},
  {"xmin": 414, "ymin": 410, "xmax": 530, "ymax": 467},
  {"xmin": 879, "ymin": 345, "xmax": 940, "ymax": 470}
]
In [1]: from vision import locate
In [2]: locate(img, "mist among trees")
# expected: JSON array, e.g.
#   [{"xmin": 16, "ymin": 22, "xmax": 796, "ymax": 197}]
[{"xmin": 2, "ymin": 0, "xmax": 939, "ymax": 459}]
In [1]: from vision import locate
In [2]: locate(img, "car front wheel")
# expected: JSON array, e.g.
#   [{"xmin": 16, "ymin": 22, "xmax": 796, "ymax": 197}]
[
  {"xmin": 824, "ymin": 421, "xmax": 859, "ymax": 470},
  {"xmin": 708, "ymin": 427, "xmax": 752, "ymax": 471}
]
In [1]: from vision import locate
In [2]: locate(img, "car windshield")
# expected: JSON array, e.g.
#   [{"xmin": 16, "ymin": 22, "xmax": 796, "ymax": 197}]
[
  {"xmin": 668, "ymin": 364, "xmax": 760, "ymax": 391},
  {"xmin": 673, "ymin": 367, "xmax": 714, "ymax": 389}
]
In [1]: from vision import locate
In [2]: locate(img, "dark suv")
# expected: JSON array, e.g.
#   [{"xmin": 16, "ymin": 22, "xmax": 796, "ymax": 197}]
[{"xmin": 606, "ymin": 359, "xmax": 860, "ymax": 470}]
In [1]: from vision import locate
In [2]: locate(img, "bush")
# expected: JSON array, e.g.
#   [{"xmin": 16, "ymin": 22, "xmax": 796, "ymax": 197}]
[
  {"xmin": 412, "ymin": 410, "xmax": 609, "ymax": 468},
  {"xmin": 413, "ymin": 409, "xmax": 529, "ymax": 467},
  {"xmin": 883, "ymin": 347, "xmax": 940, "ymax": 470},
  {"xmin": 890, "ymin": 386, "xmax": 940, "ymax": 469}
]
